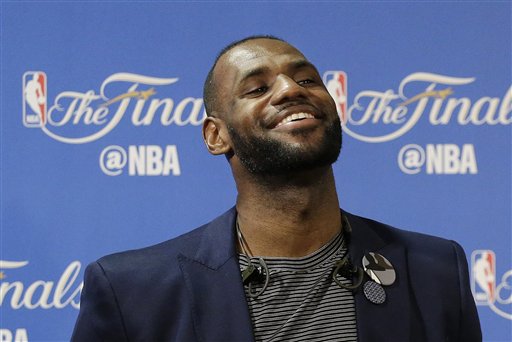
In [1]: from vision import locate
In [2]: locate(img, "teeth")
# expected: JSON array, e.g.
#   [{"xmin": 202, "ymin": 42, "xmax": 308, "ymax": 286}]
[{"xmin": 277, "ymin": 112, "xmax": 315, "ymax": 126}]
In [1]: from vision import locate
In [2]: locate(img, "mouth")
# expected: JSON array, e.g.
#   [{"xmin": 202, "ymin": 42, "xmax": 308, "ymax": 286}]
[{"xmin": 275, "ymin": 112, "xmax": 316, "ymax": 127}]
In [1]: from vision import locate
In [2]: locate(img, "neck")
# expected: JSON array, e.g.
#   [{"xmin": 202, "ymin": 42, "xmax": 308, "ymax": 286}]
[{"xmin": 234, "ymin": 166, "xmax": 341, "ymax": 258}]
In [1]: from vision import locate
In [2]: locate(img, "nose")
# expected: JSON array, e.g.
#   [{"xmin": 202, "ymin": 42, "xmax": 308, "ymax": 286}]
[{"xmin": 270, "ymin": 75, "xmax": 307, "ymax": 106}]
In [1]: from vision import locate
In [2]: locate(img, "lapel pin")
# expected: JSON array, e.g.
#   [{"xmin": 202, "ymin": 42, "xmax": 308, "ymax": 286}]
[
  {"xmin": 363, "ymin": 280, "xmax": 386, "ymax": 304},
  {"xmin": 362, "ymin": 252, "xmax": 396, "ymax": 286}
]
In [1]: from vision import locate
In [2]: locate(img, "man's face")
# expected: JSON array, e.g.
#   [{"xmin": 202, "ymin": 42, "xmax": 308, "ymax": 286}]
[{"xmin": 214, "ymin": 39, "xmax": 342, "ymax": 175}]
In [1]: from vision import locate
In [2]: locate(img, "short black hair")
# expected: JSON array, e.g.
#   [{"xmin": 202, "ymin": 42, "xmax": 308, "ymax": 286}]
[{"xmin": 203, "ymin": 35, "xmax": 286, "ymax": 116}]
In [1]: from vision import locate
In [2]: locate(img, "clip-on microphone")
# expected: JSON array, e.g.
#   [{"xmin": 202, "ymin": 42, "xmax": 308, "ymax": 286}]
[
  {"xmin": 241, "ymin": 257, "xmax": 270, "ymax": 298},
  {"xmin": 332, "ymin": 254, "xmax": 364, "ymax": 290}
]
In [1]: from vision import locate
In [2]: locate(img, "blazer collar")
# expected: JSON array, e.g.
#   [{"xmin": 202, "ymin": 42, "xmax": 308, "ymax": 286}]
[
  {"xmin": 189, "ymin": 206, "xmax": 239, "ymax": 269},
  {"xmin": 178, "ymin": 207, "xmax": 255, "ymax": 342},
  {"xmin": 344, "ymin": 211, "xmax": 412, "ymax": 342}
]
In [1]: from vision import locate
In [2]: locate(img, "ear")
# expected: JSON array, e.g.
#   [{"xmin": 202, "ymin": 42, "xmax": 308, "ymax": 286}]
[{"xmin": 202, "ymin": 116, "xmax": 232, "ymax": 155}]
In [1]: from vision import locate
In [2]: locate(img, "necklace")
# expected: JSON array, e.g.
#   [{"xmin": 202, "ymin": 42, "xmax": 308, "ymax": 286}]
[
  {"xmin": 236, "ymin": 216, "xmax": 365, "ymax": 299},
  {"xmin": 236, "ymin": 218, "xmax": 270, "ymax": 298}
]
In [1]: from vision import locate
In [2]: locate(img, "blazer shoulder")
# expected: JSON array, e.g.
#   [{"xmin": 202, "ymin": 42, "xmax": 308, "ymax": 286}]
[
  {"xmin": 94, "ymin": 220, "xmax": 209, "ymax": 277},
  {"xmin": 346, "ymin": 212, "xmax": 462, "ymax": 256},
  {"xmin": 93, "ymin": 207, "xmax": 237, "ymax": 276}
]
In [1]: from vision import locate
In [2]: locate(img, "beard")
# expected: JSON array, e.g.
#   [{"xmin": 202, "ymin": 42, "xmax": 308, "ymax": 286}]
[{"xmin": 227, "ymin": 117, "xmax": 342, "ymax": 176}]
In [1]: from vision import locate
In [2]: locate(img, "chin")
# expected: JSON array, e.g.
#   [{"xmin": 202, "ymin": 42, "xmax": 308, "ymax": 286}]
[{"xmin": 228, "ymin": 120, "xmax": 342, "ymax": 176}]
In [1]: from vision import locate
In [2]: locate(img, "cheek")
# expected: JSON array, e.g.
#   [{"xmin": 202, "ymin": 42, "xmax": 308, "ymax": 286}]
[
  {"xmin": 231, "ymin": 101, "xmax": 267, "ymax": 128},
  {"xmin": 314, "ymin": 89, "xmax": 336, "ymax": 104},
  {"xmin": 313, "ymin": 92, "xmax": 338, "ymax": 113}
]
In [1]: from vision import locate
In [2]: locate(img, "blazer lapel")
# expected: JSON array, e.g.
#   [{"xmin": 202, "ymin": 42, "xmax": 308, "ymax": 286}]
[
  {"xmin": 345, "ymin": 212, "xmax": 412, "ymax": 342},
  {"xmin": 178, "ymin": 208, "xmax": 254, "ymax": 342}
]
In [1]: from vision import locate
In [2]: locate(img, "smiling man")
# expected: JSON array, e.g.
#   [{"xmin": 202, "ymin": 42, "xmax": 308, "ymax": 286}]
[{"xmin": 72, "ymin": 36, "xmax": 481, "ymax": 341}]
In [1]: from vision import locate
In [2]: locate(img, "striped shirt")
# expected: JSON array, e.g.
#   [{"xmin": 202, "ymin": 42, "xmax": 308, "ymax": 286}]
[{"xmin": 238, "ymin": 232, "xmax": 358, "ymax": 342}]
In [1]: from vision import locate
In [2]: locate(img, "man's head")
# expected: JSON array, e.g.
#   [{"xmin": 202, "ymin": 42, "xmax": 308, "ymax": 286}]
[{"xmin": 202, "ymin": 36, "xmax": 342, "ymax": 176}]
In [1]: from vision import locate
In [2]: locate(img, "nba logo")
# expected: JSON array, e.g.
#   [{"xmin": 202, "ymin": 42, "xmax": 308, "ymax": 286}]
[
  {"xmin": 323, "ymin": 71, "xmax": 347, "ymax": 123},
  {"xmin": 23, "ymin": 71, "xmax": 47, "ymax": 127},
  {"xmin": 471, "ymin": 250, "xmax": 496, "ymax": 305}
]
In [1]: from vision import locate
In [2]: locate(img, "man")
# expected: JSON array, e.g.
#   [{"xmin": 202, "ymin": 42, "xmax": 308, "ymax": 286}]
[{"xmin": 72, "ymin": 36, "xmax": 481, "ymax": 341}]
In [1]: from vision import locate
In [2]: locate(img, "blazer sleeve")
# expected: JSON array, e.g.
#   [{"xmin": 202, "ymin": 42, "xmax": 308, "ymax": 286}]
[
  {"xmin": 452, "ymin": 241, "xmax": 482, "ymax": 342},
  {"xmin": 71, "ymin": 261, "xmax": 128, "ymax": 341}
]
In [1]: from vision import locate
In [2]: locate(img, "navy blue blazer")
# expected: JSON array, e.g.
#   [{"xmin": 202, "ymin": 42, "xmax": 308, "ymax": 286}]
[{"xmin": 72, "ymin": 208, "xmax": 481, "ymax": 341}]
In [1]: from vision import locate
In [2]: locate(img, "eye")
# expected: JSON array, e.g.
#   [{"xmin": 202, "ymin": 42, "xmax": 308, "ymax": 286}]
[
  {"xmin": 246, "ymin": 86, "xmax": 268, "ymax": 96},
  {"xmin": 297, "ymin": 79, "xmax": 315, "ymax": 86}
]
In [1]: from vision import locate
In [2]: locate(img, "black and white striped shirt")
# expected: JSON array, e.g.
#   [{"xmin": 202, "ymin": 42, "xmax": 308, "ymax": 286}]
[{"xmin": 239, "ymin": 232, "xmax": 358, "ymax": 342}]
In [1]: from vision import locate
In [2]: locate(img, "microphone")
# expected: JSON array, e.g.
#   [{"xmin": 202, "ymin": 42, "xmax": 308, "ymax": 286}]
[
  {"xmin": 241, "ymin": 257, "xmax": 269, "ymax": 299},
  {"xmin": 332, "ymin": 254, "xmax": 364, "ymax": 290}
]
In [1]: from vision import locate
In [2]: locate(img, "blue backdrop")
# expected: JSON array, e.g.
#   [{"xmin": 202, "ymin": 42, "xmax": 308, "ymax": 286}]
[{"xmin": 1, "ymin": 1, "xmax": 510, "ymax": 341}]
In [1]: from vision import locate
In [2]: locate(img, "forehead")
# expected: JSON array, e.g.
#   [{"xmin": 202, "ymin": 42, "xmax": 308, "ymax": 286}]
[
  {"xmin": 215, "ymin": 39, "xmax": 309, "ymax": 84},
  {"xmin": 227, "ymin": 39, "xmax": 305, "ymax": 66}
]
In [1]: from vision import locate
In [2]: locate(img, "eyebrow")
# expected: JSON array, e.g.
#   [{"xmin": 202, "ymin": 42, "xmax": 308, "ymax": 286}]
[
  {"xmin": 238, "ymin": 66, "xmax": 270, "ymax": 84},
  {"xmin": 238, "ymin": 59, "xmax": 317, "ymax": 84}
]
